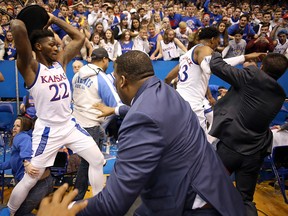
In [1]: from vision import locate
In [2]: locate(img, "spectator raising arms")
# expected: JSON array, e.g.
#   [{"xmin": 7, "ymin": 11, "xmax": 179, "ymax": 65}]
[{"xmin": 203, "ymin": 0, "xmax": 223, "ymax": 26}]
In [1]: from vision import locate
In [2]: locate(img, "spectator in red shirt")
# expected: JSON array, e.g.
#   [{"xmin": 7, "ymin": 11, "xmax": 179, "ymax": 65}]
[{"xmin": 246, "ymin": 23, "xmax": 274, "ymax": 54}]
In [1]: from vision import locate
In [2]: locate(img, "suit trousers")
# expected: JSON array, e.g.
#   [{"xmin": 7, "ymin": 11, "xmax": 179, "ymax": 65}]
[
  {"xmin": 217, "ymin": 141, "xmax": 266, "ymax": 216},
  {"xmin": 133, "ymin": 204, "xmax": 221, "ymax": 216}
]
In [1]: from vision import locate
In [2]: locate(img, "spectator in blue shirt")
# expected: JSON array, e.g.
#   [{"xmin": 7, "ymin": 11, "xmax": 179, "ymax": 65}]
[
  {"xmin": 203, "ymin": 0, "xmax": 223, "ymax": 26},
  {"xmin": 0, "ymin": 116, "xmax": 53, "ymax": 216},
  {"xmin": 228, "ymin": 14, "xmax": 257, "ymax": 42},
  {"xmin": 167, "ymin": 5, "xmax": 182, "ymax": 29},
  {"xmin": 181, "ymin": 3, "xmax": 203, "ymax": 32}
]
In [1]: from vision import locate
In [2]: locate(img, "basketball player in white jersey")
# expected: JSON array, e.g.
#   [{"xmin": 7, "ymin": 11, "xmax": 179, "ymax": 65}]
[
  {"xmin": 273, "ymin": 30, "xmax": 288, "ymax": 54},
  {"xmin": 165, "ymin": 27, "xmax": 263, "ymax": 135},
  {"xmin": 8, "ymin": 13, "xmax": 104, "ymax": 215}
]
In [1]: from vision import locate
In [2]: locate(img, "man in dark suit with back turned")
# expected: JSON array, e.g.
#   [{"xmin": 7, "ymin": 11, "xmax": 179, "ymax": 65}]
[
  {"xmin": 209, "ymin": 52, "xmax": 288, "ymax": 216},
  {"xmin": 72, "ymin": 50, "xmax": 245, "ymax": 216}
]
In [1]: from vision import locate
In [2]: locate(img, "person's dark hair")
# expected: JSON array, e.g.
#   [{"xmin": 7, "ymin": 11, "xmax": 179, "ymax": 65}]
[
  {"xmin": 106, "ymin": 6, "xmax": 113, "ymax": 11},
  {"xmin": 217, "ymin": 21, "xmax": 229, "ymax": 47},
  {"xmin": 137, "ymin": 8, "xmax": 145, "ymax": 13},
  {"xmin": 198, "ymin": 27, "xmax": 220, "ymax": 40},
  {"xmin": 89, "ymin": 32, "xmax": 101, "ymax": 44},
  {"xmin": 19, "ymin": 116, "xmax": 33, "ymax": 132},
  {"xmin": 163, "ymin": 29, "xmax": 175, "ymax": 44},
  {"xmin": 10, "ymin": 116, "xmax": 33, "ymax": 146},
  {"xmin": 131, "ymin": 18, "xmax": 141, "ymax": 32},
  {"xmin": 104, "ymin": 29, "xmax": 115, "ymax": 44},
  {"xmin": 261, "ymin": 23, "xmax": 270, "ymax": 29},
  {"xmin": 234, "ymin": 7, "xmax": 242, "ymax": 12},
  {"xmin": 233, "ymin": 29, "xmax": 244, "ymax": 36},
  {"xmin": 262, "ymin": 53, "xmax": 288, "ymax": 80},
  {"xmin": 115, "ymin": 51, "xmax": 154, "ymax": 82},
  {"xmin": 119, "ymin": 29, "xmax": 131, "ymax": 42},
  {"xmin": 29, "ymin": 29, "xmax": 54, "ymax": 51},
  {"xmin": 263, "ymin": 12, "xmax": 271, "ymax": 17},
  {"xmin": 94, "ymin": 22, "xmax": 105, "ymax": 39},
  {"xmin": 240, "ymin": 14, "xmax": 249, "ymax": 21}
]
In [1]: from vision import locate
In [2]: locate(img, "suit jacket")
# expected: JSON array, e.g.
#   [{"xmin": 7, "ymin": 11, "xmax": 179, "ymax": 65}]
[
  {"xmin": 209, "ymin": 52, "xmax": 286, "ymax": 155},
  {"xmin": 78, "ymin": 76, "xmax": 245, "ymax": 216}
]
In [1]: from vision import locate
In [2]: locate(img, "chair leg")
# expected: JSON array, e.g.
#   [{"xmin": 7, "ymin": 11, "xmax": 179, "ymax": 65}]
[
  {"xmin": 270, "ymin": 156, "xmax": 288, "ymax": 204},
  {"xmin": 280, "ymin": 174, "xmax": 288, "ymax": 204}
]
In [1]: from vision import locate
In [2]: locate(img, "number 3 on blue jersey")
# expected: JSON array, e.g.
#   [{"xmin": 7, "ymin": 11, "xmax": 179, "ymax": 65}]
[{"xmin": 178, "ymin": 64, "xmax": 188, "ymax": 82}]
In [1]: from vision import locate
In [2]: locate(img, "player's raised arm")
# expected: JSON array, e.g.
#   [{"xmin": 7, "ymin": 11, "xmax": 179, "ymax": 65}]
[
  {"xmin": 45, "ymin": 13, "xmax": 85, "ymax": 69},
  {"xmin": 10, "ymin": 19, "xmax": 38, "ymax": 87}
]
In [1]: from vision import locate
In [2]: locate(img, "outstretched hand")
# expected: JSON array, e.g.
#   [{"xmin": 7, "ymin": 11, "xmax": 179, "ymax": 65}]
[
  {"xmin": 37, "ymin": 183, "xmax": 88, "ymax": 216},
  {"xmin": 244, "ymin": 52, "xmax": 267, "ymax": 62},
  {"xmin": 93, "ymin": 103, "xmax": 115, "ymax": 118}
]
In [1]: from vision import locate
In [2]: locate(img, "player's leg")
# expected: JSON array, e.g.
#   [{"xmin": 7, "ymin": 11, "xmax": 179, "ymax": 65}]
[
  {"xmin": 77, "ymin": 146, "xmax": 105, "ymax": 195},
  {"xmin": 74, "ymin": 125, "xmax": 105, "ymax": 200},
  {"xmin": 67, "ymin": 123, "xmax": 105, "ymax": 196},
  {"xmin": 7, "ymin": 168, "xmax": 45, "ymax": 214}
]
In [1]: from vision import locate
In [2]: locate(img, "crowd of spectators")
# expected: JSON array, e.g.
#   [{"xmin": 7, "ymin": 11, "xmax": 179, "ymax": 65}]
[{"xmin": 0, "ymin": 0, "xmax": 287, "ymax": 62}]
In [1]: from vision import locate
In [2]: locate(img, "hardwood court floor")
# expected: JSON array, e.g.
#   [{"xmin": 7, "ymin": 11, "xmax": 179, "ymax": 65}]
[
  {"xmin": 254, "ymin": 181, "xmax": 288, "ymax": 216},
  {"xmin": 2, "ymin": 180, "xmax": 288, "ymax": 215}
]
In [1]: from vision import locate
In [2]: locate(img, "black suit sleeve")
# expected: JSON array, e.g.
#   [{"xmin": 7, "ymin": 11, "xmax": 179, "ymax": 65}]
[{"xmin": 210, "ymin": 52, "xmax": 256, "ymax": 89}]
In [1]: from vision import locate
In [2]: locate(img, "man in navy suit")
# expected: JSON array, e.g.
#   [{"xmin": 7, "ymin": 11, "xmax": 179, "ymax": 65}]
[
  {"xmin": 74, "ymin": 50, "xmax": 245, "ymax": 216},
  {"xmin": 37, "ymin": 50, "xmax": 245, "ymax": 216}
]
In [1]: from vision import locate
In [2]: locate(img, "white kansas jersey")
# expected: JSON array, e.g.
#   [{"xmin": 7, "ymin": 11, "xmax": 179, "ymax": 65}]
[
  {"xmin": 28, "ymin": 62, "xmax": 72, "ymax": 125},
  {"xmin": 177, "ymin": 45, "xmax": 211, "ymax": 107},
  {"xmin": 160, "ymin": 40, "xmax": 179, "ymax": 61},
  {"xmin": 273, "ymin": 39, "xmax": 288, "ymax": 54}
]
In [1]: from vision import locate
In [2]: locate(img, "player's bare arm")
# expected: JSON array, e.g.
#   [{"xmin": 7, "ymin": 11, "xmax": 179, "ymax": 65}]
[
  {"xmin": 11, "ymin": 19, "xmax": 38, "ymax": 87},
  {"xmin": 45, "ymin": 13, "xmax": 85, "ymax": 69},
  {"xmin": 165, "ymin": 64, "xmax": 179, "ymax": 84}
]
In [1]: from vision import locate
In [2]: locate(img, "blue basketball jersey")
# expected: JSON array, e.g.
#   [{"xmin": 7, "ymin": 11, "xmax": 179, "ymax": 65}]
[{"xmin": 120, "ymin": 40, "xmax": 134, "ymax": 54}]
